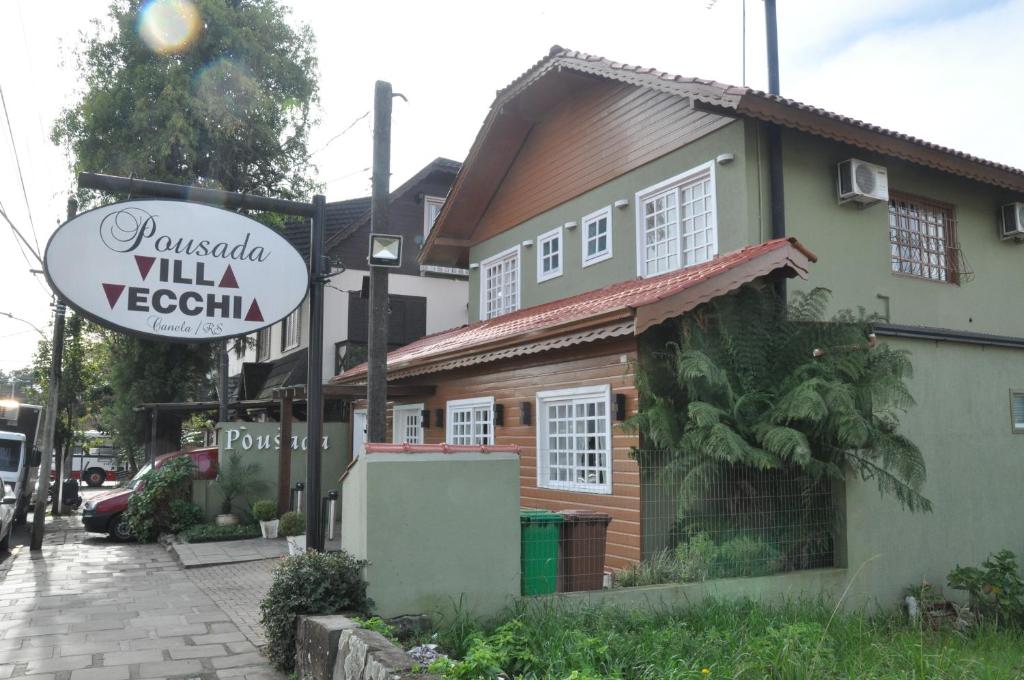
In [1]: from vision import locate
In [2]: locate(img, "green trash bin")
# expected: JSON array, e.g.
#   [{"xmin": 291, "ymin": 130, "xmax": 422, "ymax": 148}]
[{"xmin": 520, "ymin": 509, "xmax": 563, "ymax": 596}]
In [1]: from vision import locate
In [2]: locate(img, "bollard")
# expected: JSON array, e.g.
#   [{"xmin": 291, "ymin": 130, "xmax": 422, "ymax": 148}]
[
  {"xmin": 326, "ymin": 490, "xmax": 339, "ymax": 541},
  {"xmin": 293, "ymin": 482, "xmax": 304, "ymax": 513}
]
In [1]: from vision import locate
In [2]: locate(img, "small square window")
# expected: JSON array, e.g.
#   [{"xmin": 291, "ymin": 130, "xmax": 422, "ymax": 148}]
[
  {"xmin": 537, "ymin": 227, "xmax": 563, "ymax": 282},
  {"xmin": 1011, "ymin": 391, "xmax": 1024, "ymax": 434},
  {"xmin": 446, "ymin": 397, "xmax": 494, "ymax": 445},
  {"xmin": 582, "ymin": 206, "xmax": 613, "ymax": 267}
]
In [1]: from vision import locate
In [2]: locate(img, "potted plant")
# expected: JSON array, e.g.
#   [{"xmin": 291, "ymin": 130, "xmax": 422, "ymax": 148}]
[
  {"xmin": 212, "ymin": 452, "xmax": 267, "ymax": 526},
  {"xmin": 280, "ymin": 511, "xmax": 306, "ymax": 555},
  {"xmin": 253, "ymin": 500, "xmax": 279, "ymax": 539}
]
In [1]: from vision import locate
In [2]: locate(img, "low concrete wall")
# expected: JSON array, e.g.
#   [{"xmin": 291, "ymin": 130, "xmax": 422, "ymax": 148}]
[
  {"xmin": 341, "ymin": 447, "xmax": 521, "ymax": 619},
  {"xmin": 296, "ymin": 615, "xmax": 437, "ymax": 680},
  {"xmin": 525, "ymin": 567, "xmax": 850, "ymax": 610}
]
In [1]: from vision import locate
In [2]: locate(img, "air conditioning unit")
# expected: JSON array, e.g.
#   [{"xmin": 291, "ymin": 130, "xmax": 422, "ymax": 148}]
[
  {"xmin": 837, "ymin": 159, "xmax": 889, "ymax": 205},
  {"xmin": 999, "ymin": 203, "xmax": 1024, "ymax": 240}
]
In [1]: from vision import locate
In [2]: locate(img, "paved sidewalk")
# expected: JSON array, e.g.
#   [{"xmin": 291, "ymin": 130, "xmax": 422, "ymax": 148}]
[
  {"xmin": 0, "ymin": 515, "xmax": 283, "ymax": 680},
  {"xmin": 171, "ymin": 539, "xmax": 287, "ymax": 569},
  {"xmin": 185, "ymin": 560, "xmax": 279, "ymax": 648}
]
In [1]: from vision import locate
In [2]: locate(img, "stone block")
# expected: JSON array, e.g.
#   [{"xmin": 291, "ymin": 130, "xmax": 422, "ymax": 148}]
[
  {"xmin": 336, "ymin": 630, "xmax": 392, "ymax": 680},
  {"xmin": 362, "ymin": 645, "xmax": 414, "ymax": 680},
  {"xmin": 296, "ymin": 615, "xmax": 360, "ymax": 680}
]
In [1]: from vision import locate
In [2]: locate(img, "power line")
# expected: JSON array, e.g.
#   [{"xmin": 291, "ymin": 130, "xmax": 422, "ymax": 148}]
[
  {"xmin": 0, "ymin": 82, "xmax": 41, "ymax": 254},
  {"xmin": 0, "ymin": 200, "xmax": 42, "ymax": 263},
  {"xmin": 306, "ymin": 110, "xmax": 371, "ymax": 160}
]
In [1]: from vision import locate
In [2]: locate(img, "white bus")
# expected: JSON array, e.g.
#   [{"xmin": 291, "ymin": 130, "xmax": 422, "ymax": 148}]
[{"xmin": 53, "ymin": 431, "xmax": 127, "ymax": 487}]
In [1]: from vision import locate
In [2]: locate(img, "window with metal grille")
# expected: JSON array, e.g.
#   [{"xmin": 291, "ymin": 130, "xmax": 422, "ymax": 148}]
[
  {"xmin": 446, "ymin": 397, "xmax": 494, "ymax": 445},
  {"xmin": 1011, "ymin": 391, "xmax": 1024, "ymax": 434},
  {"xmin": 256, "ymin": 327, "xmax": 271, "ymax": 361},
  {"xmin": 536, "ymin": 385, "xmax": 611, "ymax": 494},
  {"xmin": 392, "ymin": 404, "xmax": 423, "ymax": 444},
  {"xmin": 637, "ymin": 163, "xmax": 717, "ymax": 277},
  {"xmin": 889, "ymin": 193, "xmax": 958, "ymax": 283},
  {"xmin": 537, "ymin": 227, "xmax": 562, "ymax": 282},
  {"xmin": 480, "ymin": 247, "xmax": 519, "ymax": 320}
]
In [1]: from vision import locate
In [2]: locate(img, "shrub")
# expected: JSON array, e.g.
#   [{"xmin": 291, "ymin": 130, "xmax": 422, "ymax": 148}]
[
  {"xmin": 674, "ymin": 532, "xmax": 717, "ymax": 582},
  {"xmin": 252, "ymin": 499, "xmax": 278, "ymax": 522},
  {"xmin": 180, "ymin": 523, "xmax": 262, "ymax": 543},
  {"xmin": 168, "ymin": 499, "xmax": 204, "ymax": 533},
  {"xmin": 279, "ymin": 511, "xmax": 305, "ymax": 537},
  {"xmin": 948, "ymin": 549, "xmax": 1024, "ymax": 626},
  {"xmin": 260, "ymin": 551, "xmax": 371, "ymax": 671},
  {"xmin": 125, "ymin": 456, "xmax": 195, "ymax": 542},
  {"xmin": 715, "ymin": 535, "xmax": 784, "ymax": 578},
  {"xmin": 213, "ymin": 451, "xmax": 268, "ymax": 515}
]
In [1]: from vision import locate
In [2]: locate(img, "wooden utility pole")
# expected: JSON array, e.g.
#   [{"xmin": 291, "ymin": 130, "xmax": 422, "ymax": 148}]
[
  {"xmin": 32, "ymin": 199, "xmax": 76, "ymax": 548},
  {"xmin": 305, "ymin": 194, "xmax": 327, "ymax": 552},
  {"xmin": 367, "ymin": 81, "xmax": 392, "ymax": 443}
]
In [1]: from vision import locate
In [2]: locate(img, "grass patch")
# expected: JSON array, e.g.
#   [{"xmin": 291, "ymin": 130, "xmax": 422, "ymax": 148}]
[
  {"xmin": 430, "ymin": 599, "xmax": 1024, "ymax": 679},
  {"xmin": 179, "ymin": 523, "xmax": 261, "ymax": 543}
]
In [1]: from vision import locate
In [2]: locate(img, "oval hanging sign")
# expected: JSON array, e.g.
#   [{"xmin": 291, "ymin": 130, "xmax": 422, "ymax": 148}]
[{"xmin": 44, "ymin": 200, "xmax": 308, "ymax": 342}]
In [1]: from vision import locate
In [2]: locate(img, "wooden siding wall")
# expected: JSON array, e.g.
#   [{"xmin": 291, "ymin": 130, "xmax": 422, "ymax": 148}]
[
  {"xmin": 474, "ymin": 79, "xmax": 730, "ymax": 243},
  {"xmin": 381, "ymin": 338, "xmax": 642, "ymax": 571}
]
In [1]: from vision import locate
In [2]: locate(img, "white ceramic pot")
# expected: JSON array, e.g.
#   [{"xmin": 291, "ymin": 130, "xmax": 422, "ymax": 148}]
[
  {"xmin": 215, "ymin": 513, "xmax": 240, "ymax": 527},
  {"xmin": 260, "ymin": 519, "xmax": 280, "ymax": 539},
  {"xmin": 286, "ymin": 534, "xmax": 306, "ymax": 555}
]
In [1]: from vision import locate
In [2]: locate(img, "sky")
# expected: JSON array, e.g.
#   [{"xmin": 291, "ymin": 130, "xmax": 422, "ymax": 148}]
[{"xmin": 1, "ymin": 0, "xmax": 1022, "ymax": 370}]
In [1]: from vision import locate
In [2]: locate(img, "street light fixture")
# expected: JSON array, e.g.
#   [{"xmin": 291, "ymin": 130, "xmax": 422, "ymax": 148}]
[{"xmin": 368, "ymin": 234, "xmax": 403, "ymax": 268}]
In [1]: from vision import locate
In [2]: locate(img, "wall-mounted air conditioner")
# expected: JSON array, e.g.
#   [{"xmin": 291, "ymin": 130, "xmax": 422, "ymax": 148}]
[
  {"xmin": 999, "ymin": 203, "xmax": 1024, "ymax": 240},
  {"xmin": 837, "ymin": 159, "xmax": 889, "ymax": 206}
]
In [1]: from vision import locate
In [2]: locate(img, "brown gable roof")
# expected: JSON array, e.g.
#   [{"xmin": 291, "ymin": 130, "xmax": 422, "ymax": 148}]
[
  {"xmin": 334, "ymin": 237, "xmax": 814, "ymax": 383},
  {"xmin": 422, "ymin": 46, "xmax": 1024, "ymax": 266}
]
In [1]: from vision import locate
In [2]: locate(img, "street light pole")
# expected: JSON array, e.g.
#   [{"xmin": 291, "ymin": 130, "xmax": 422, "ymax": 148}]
[
  {"xmin": 367, "ymin": 81, "xmax": 392, "ymax": 444},
  {"xmin": 305, "ymin": 194, "xmax": 327, "ymax": 552}
]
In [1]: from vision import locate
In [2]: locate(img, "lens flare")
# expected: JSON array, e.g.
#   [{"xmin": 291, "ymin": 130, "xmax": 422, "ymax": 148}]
[{"xmin": 137, "ymin": 0, "xmax": 201, "ymax": 55}]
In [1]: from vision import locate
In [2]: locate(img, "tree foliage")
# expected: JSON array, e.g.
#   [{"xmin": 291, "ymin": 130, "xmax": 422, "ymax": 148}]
[
  {"xmin": 51, "ymin": 0, "xmax": 320, "ymax": 451},
  {"xmin": 627, "ymin": 283, "xmax": 931, "ymax": 514}
]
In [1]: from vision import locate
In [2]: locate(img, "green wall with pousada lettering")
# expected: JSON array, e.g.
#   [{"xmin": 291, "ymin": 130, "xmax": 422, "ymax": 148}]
[{"xmin": 193, "ymin": 421, "xmax": 348, "ymax": 520}]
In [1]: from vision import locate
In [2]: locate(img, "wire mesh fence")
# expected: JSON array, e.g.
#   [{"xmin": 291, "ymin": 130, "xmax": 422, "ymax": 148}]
[{"xmin": 521, "ymin": 450, "xmax": 840, "ymax": 595}]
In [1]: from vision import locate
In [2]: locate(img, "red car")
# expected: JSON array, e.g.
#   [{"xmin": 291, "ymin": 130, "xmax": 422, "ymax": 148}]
[{"xmin": 81, "ymin": 447, "xmax": 218, "ymax": 540}]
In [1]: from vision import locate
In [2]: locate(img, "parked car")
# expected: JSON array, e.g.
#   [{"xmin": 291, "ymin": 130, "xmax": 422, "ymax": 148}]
[
  {"xmin": 81, "ymin": 447, "xmax": 218, "ymax": 541},
  {"xmin": 0, "ymin": 482, "xmax": 15, "ymax": 551}
]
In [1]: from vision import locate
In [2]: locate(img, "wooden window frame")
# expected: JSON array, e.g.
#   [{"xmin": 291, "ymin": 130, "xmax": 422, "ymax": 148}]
[
  {"xmin": 536, "ymin": 226, "xmax": 563, "ymax": 282},
  {"xmin": 1011, "ymin": 390, "xmax": 1024, "ymax": 434},
  {"xmin": 445, "ymin": 397, "xmax": 494, "ymax": 446},
  {"xmin": 281, "ymin": 305, "xmax": 302, "ymax": 351},
  {"xmin": 392, "ymin": 403, "xmax": 424, "ymax": 444},
  {"xmin": 535, "ymin": 384, "xmax": 612, "ymax": 495},
  {"xmin": 479, "ymin": 246, "xmax": 520, "ymax": 320},
  {"xmin": 635, "ymin": 161, "xmax": 717, "ymax": 278},
  {"xmin": 888, "ymin": 191, "xmax": 959, "ymax": 285},
  {"xmin": 582, "ymin": 206, "xmax": 613, "ymax": 267}
]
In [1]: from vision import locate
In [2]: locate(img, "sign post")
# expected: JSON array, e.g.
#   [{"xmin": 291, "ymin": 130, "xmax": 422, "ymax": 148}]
[{"xmin": 63, "ymin": 174, "xmax": 328, "ymax": 551}]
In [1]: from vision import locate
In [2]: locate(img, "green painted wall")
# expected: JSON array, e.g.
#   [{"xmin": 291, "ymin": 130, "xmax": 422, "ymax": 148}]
[
  {"xmin": 467, "ymin": 121, "xmax": 754, "ymax": 321},
  {"xmin": 341, "ymin": 451, "xmax": 521, "ymax": 619},
  {"xmin": 194, "ymin": 421, "xmax": 349, "ymax": 520},
  {"xmin": 779, "ymin": 127, "xmax": 1024, "ymax": 338}
]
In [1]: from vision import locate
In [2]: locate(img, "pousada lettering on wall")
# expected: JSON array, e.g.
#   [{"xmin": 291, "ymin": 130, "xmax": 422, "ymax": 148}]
[{"xmin": 218, "ymin": 423, "xmax": 347, "ymax": 455}]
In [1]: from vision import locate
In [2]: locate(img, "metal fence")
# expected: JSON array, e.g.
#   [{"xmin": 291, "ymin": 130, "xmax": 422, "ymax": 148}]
[{"xmin": 521, "ymin": 450, "xmax": 840, "ymax": 595}]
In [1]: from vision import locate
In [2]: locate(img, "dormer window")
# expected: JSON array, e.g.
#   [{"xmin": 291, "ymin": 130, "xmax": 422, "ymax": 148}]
[{"xmin": 424, "ymin": 196, "xmax": 445, "ymax": 237}]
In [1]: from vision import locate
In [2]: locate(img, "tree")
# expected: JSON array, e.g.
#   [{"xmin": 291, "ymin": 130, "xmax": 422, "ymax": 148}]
[
  {"xmin": 628, "ymin": 283, "xmax": 931, "ymax": 514},
  {"xmin": 52, "ymin": 0, "xmax": 319, "ymax": 452},
  {"xmin": 0, "ymin": 366, "xmax": 43, "ymax": 403}
]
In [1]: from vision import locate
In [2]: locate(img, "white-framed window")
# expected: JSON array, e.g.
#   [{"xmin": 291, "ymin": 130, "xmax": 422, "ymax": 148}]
[
  {"xmin": 582, "ymin": 206, "xmax": 613, "ymax": 267},
  {"xmin": 480, "ymin": 246, "xmax": 520, "ymax": 320},
  {"xmin": 392, "ymin": 403, "xmax": 424, "ymax": 444},
  {"xmin": 424, "ymin": 196, "xmax": 445, "ymax": 237},
  {"xmin": 635, "ymin": 161, "xmax": 717, "ymax": 277},
  {"xmin": 536, "ymin": 226, "xmax": 563, "ymax": 282},
  {"xmin": 256, "ymin": 327, "xmax": 271, "ymax": 361},
  {"xmin": 536, "ymin": 385, "xmax": 612, "ymax": 494},
  {"xmin": 446, "ymin": 397, "xmax": 494, "ymax": 445},
  {"xmin": 1011, "ymin": 390, "xmax": 1024, "ymax": 434},
  {"xmin": 281, "ymin": 305, "xmax": 302, "ymax": 351}
]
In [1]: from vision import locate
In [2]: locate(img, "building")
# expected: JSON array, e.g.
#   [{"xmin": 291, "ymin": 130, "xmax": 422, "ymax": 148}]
[
  {"xmin": 332, "ymin": 48, "xmax": 1024, "ymax": 603},
  {"xmin": 229, "ymin": 158, "xmax": 469, "ymax": 406}
]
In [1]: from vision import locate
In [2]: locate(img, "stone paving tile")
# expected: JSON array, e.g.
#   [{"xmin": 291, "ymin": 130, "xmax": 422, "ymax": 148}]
[
  {"xmin": 184, "ymin": 561, "xmax": 277, "ymax": 648},
  {"xmin": 0, "ymin": 515, "xmax": 283, "ymax": 680}
]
